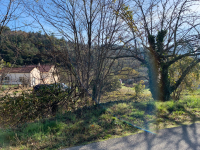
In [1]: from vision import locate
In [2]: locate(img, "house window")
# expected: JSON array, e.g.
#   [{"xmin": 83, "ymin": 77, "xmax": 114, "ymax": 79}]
[
  {"xmin": 4, "ymin": 76, "xmax": 10, "ymax": 84},
  {"xmin": 4, "ymin": 76, "xmax": 9, "ymax": 81},
  {"xmin": 19, "ymin": 77, "xmax": 24, "ymax": 82}
]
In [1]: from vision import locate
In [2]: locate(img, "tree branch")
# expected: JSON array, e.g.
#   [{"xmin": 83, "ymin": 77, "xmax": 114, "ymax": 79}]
[{"xmin": 170, "ymin": 59, "xmax": 200, "ymax": 93}]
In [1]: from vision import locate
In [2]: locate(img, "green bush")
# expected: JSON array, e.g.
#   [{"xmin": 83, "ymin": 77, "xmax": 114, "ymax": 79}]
[
  {"xmin": 134, "ymin": 81, "xmax": 145, "ymax": 97},
  {"xmin": 90, "ymin": 76, "xmax": 121, "ymax": 94},
  {"xmin": 0, "ymin": 91, "xmax": 74, "ymax": 127}
]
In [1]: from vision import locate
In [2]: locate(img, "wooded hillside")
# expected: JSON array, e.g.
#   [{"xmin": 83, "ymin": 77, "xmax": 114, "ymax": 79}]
[{"xmin": 0, "ymin": 26, "xmax": 66, "ymax": 66}]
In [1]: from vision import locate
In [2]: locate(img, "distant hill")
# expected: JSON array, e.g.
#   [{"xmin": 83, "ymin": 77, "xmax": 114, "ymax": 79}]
[
  {"xmin": 0, "ymin": 27, "xmax": 147, "ymax": 79},
  {"xmin": 0, "ymin": 26, "xmax": 67, "ymax": 66}
]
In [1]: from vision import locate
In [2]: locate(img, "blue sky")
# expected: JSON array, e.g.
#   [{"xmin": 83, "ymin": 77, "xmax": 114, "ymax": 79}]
[
  {"xmin": 0, "ymin": 0, "xmax": 58, "ymax": 36},
  {"xmin": 1, "ymin": 0, "xmax": 200, "ymax": 40}
]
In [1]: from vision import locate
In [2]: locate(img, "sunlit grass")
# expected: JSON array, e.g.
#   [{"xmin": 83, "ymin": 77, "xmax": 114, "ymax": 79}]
[
  {"xmin": 0, "ymin": 105, "xmax": 139, "ymax": 150},
  {"xmin": 1, "ymin": 86, "xmax": 200, "ymax": 149}
]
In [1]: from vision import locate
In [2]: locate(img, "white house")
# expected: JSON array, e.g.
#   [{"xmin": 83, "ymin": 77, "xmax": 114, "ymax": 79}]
[
  {"xmin": 0, "ymin": 64, "xmax": 59, "ymax": 87},
  {"xmin": 37, "ymin": 64, "xmax": 59, "ymax": 84}
]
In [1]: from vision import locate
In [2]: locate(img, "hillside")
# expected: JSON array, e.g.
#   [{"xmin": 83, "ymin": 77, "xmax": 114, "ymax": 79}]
[{"xmin": 0, "ymin": 26, "xmax": 66, "ymax": 66}]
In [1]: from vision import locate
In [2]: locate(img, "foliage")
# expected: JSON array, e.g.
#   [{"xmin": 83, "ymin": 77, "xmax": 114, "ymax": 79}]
[
  {"xmin": 0, "ymin": 91, "xmax": 74, "ymax": 127},
  {"xmin": 1, "ymin": 85, "xmax": 200, "ymax": 149},
  {"xmin": 134, "ymin": 80, "xmax": 145, "ymax": 97},
  {"xmin": 0, "ymin": 27, "xmax": 67, "ymax": 65},
  {"xmin": 155, "ymin": 93, "xmax": 200, "ymax": 129},
  {"xmin": 116, "ymin": 67, "xmax": 139, "ymax": 81},
  {"xmin": 0, "ymin": 105, "xmax": 137, "ymax": 149},
  {"xmin": 169, "ymin": 57, "xmax": 200, "ymax": 100},
  {"xmin": 116, "ymin": 0, "xmax": 200, "ymax": 101},
  {"xmin": 0, "ymin": 60, "xmax": 11, "ymax": 84},
  {"xmin": 103, "ymin": 99, "xmax": 156, "ymax": 131},
  {"xmin": 0, "ymin": 59, "xmax": 11, "ymax": 69},
  {"xmin": 180, "ymin": 94, "xmax": 200, "ymax": 109},
  {"xmin": 102, "ymin": 76, "xmax": 122, "ymax": 93}
]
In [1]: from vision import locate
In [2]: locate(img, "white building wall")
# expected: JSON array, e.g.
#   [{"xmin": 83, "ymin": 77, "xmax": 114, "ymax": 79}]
[
  {"xmin": 40, "ymin": 66, "xmax": 59, "ymax": 84},
  {"xmin": 49, "ymin": 66, "xmax": 59, "ymax": 83},
  {"xmin": 2, "ymin": 66, "xmax": 58, "ymax": 86},
  {"xmin": 4, "ymin": 73, "xmax": 30, "ymax": 85},
  {"xmin": 3, "ymin": 68, "xmax": 41, "ymax": 87},
  {"xmin": 30, "ymin": 68, "xmax": 40, "ymax": 86}
]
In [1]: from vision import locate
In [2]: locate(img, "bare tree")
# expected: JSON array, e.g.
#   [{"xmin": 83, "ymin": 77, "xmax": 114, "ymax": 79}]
[
  {"xmin": 112, "ymin": 0, "xmax": 200, "ymax": 101},
  {"xmin": 0, "ymin": 0, "xmax": 23, "ymax": 91},
  {"xmin": 0, "ymin": 0, "xmax": 21, "ymax": 34},
  {"xmin": 23, "ymin": 0, "xmax": 128, "ymax": 104}
]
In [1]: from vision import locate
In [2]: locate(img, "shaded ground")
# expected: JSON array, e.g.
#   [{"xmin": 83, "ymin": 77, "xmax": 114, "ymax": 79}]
[
  {"xmin": 64, "ymin": 123, "xmax": 200, "ymax": 150},
  {"xmin": 0, "ymin": 86, "xmax": 32, "ymax": 97}
]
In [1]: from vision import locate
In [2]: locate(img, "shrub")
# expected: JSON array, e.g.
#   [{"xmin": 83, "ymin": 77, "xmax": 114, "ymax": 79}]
[
  {"xmin": 134, "ymin": 81, "xmax": 145, "ymax": 97},
  {"xmin": 169, "ymin": 57, "xmax": 200, "ymax": 100},
  {"xmin": 92, "ymin": 76, "xmax": 121, "ymax": 94},
  {"xmin": 0, "ymin": 91, "xmax": 75, "ymax": 127}
]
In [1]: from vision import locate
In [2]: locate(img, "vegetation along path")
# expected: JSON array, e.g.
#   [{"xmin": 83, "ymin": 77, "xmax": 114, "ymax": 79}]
[{"xmin": 64, "ymin": 123, "xmax": 200, "ymax": 150}]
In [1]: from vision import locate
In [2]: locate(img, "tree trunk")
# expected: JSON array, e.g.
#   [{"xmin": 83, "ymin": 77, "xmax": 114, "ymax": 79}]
[
  {"xmin": 147, "ymin": 62, "xmax": 171, "ymax": 101},
  {"xmin": 51, "ymin": 101, "xmax": 59, "ymax": 116},
  {"xmin": 146, "ymin": 52, "xmax": 162, "ymax": 101},
  {"xmin": 160, "ymin": 65, "xmax": 171, "ymax": 101},
  {"xmin": 92, "ymin": 83, "xmax": 98, "ymax": 103},
  {"xmin": 147, "ymin": 60, "xmax": 200, "ymax": 102},
  {"xmin": 147, "ymin": 64, "xmax": 161, "ymax": 101}
]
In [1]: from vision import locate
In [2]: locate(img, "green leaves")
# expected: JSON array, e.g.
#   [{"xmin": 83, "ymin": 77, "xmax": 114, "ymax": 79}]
[
  {"xmin": 135, "ymin": 81, "xmax": 145, "ymax": 97},
  {"xmin": 0, "ymin": 91, "xmax": 72, "ymax": 127},
  {"xmin": 116, "ymin": 67, "xmax": 139, "ymax": 80},
  {"xmin": 169, "ymin": 57, "xmax": 200, "ymax": 100},
  {"xmin": 148, "ymin": 30, "xmax": 167, "ymax": 52}
]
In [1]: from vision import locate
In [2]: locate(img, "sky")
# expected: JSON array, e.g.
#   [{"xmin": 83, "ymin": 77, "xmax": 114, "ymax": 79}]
[
  {"xmin": 0, "ymin": 0, "xmax": 58, "ymax": 36},
  {"xmin": 1, "ymin": 0, "xmax": 200, "ymax": 40}
]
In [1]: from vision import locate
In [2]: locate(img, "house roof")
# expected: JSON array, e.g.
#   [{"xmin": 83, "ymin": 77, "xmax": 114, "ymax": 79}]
[
  {"xmin": 27, "ymin": 64, "xmax": 53, "ymax": 72},
  {"xmin": 38, "ymin": 65, "xmax": 53, "ymax": 73},
  {"xmin": 0, "ymin": 64, "xmax": 53, "ymax": 74},
  {"xmin": 0, "ymin": 66, "xmax": 36, "ymax": 74}
]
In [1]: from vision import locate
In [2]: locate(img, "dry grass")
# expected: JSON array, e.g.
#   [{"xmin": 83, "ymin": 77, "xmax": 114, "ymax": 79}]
[{"xmin": 0, "ymin": 86, "xmax": 32, "ymax": 97}]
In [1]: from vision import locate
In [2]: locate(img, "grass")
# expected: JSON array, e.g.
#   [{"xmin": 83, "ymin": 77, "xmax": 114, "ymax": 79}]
[
  {"xmin": 0, "ymin": 85, "xmax": 32, "ymax": 97},
  {"xmin": 101, "ymin": 85, "xmax": 152, "ymax": 103},
  {"xmin": 101, "ymin": 86, "xmax": 200, "ymax": 131},
  {"xmin": 101, "ymin": 100, "xmax": 156, "ymax": 130},
  {"xmin": 0, "ymin": 85, "xmax": 200, "ymax": 149},
  {"xmin": 1, "ymin": 85, "xmax": 19, "ymax": 90},
  {"xmin": 155, "ymin": 93, "xmax": 200, "ymax": 129},
  {"xmin": 0, "ymin": 105, "xmax": 139, "ymax": 150}
]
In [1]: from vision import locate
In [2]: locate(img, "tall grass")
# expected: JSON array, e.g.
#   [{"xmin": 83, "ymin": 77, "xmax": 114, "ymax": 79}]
[{"xmin": 0, "ymin": 105, "xmax": 138, "ymax": 150}]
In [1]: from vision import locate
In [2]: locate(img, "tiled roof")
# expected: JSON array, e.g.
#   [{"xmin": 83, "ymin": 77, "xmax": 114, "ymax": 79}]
[
  {"xmin": 38, "ymin": 65, "xmax": 53, "ymax": 73},
  {"xmin": 0, "ymin": 66, "xmax": 36, "ymax": 73},
  {"xmin": 0, "ymin": 65, "xmax": 53, "ymax": 74},
  {"xmin": 26, "ymin": 65, "xmax": 53, "ymax": 72}
]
